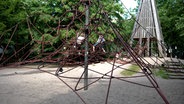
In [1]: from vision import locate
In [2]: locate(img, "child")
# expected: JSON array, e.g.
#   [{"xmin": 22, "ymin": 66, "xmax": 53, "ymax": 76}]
[{"xmin": 93, "ymin": 35, "xmax": 106, "ymax": 52}]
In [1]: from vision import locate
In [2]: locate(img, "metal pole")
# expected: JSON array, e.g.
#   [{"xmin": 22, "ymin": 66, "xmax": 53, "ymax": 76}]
[
  {"xmin": 84, "ymin": 0, "xmax": 89, "ymax": 90},
  {"xmin": 105, "ymin": 13, "xmax": 170, "ymax": 104}
]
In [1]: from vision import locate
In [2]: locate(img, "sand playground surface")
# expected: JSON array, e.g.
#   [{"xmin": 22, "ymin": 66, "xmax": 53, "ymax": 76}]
[{"xmin": 0, "ymin": 58, "xmax": 184, "ymax": 104}]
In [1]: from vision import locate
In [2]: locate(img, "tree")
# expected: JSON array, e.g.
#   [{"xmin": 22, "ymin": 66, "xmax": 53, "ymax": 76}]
[
  {"xmin": 0, "ymin": 0, "xmax": 28, "ymax": 60},
  {"xmin": 156, "ymin": 0, "xmax": 184, "ymax": 58},
  {"xmin": 0, "ymin": 0, "xmax": 129, "ymax": 62}
]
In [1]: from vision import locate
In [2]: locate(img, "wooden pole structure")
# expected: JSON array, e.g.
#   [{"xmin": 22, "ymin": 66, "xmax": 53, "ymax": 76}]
[
  {"xmin": 130, "ymin": 0, "xmax": 143, "ymax": 46},
  {"xmin": 131, "ymin": 0, "xmax": 166, "ymax": 57},
  {"xmin": 150, "ymin": 0, "xmax": 165, "ymax": 57}
]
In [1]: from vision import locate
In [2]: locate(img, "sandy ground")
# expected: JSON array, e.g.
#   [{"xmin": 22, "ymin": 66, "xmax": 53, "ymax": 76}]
[{"xmin": 0, "ymin": 61, "xmax": 184, "ymax": 104}]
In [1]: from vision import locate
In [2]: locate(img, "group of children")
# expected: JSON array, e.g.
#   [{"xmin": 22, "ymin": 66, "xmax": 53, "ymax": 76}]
[
  {"xmin": 77, "ymin": 34, "xmax": 106, "ymax": 53},
  {"xmin": 56, "ymin": 34, "xmax": 106, "ymax": 75}
]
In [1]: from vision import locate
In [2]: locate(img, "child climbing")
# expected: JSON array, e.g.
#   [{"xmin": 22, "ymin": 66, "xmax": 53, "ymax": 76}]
[{"xmin": 93, "ymin": 35, "xmax": 106, "ymax": 53}]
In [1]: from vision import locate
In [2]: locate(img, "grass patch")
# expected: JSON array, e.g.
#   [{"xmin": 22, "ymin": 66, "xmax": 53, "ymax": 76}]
[
  {"xmin": 182, "ymin": 65, "xmax": 184, "ymax": 69},
  {"xmin": 153, "ymin": 69, "xmax": 169, "ymax": 79},
  {"xmin": 121, "ymin": 64, "xmax": 140, "ymax": 76}
]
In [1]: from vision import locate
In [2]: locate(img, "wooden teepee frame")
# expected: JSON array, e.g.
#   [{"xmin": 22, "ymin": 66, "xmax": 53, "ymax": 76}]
[{"xmin": 130, "ymin": 0, "xmax": 166, "ymax": 57}]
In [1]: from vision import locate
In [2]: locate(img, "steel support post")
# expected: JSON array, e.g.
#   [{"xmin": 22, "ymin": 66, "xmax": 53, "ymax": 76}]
[{"xmin": 83, "ymin": 0, "xmax": 90, "ymax": 90}]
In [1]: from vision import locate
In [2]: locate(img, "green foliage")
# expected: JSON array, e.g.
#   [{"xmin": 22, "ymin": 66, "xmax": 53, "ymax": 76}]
[
  {"xmin": 0, "ymin": 0, "xmax": 26, "ymax": 33},
  {"xmin": 157, "ymin": 0, "xmax": 184, "ymax": 53},
  {"xmin": 0, "ymin": 0, "xmax": 137, "ymax": 61},
  {"xmin": 175, "ymin": 14, "xmax": 184, "ymax": 36},
  {"xmin": 0, "ymin": 22, "xmax": 6, "ymax": 32}
]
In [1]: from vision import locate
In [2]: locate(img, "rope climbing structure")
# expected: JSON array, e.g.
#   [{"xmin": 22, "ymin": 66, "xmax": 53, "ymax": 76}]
[{"xmin": 1, "ymin": 0, "xmax": 182, "ymax": 104}]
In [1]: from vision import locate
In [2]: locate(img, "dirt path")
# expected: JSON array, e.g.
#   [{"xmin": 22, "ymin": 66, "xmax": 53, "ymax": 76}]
[{"xmin": 0, "ymin": 62, "xmax": 183, "ymax": 104}]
